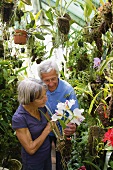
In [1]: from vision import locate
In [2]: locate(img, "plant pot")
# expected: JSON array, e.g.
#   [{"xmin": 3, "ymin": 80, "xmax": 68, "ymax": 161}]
[
  {"xmin": 7, "ymin": 159, "xmax": 22, "ymax": 170},
  {"xmin": 14, "ymin": 30, "xmax": 27, "ymax": 45}
]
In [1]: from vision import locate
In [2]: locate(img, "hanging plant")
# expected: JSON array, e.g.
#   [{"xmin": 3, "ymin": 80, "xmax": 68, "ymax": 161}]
[
  {"xmin": 83, "ymin": 1, "xmax": 112, "ymax": 59},
  {"xmin": 31, "ymin": 41, "xmax": 46, "ymax": 63},
  {"xmin": 58, "ymin": 17, "xmax": 70, "ymax": 35},
  {"xmin": 13, "ymin": 9, "xmax": 44, "ymax": 45},
  {"xmin": 58, "ymin": 13, "xmax": 71, "ymax": 35},
  {"xmin": 2, "ymin": 2, "xmax": 14, "ymax": 23},
  {"xmin": 15, "ymin": 8, "xmax": 24, "ymax": 23}
]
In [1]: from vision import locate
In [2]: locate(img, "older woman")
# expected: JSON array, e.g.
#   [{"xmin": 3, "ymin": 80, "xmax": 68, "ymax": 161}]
[{"xmin": 12, "ymin": 78, "xmax": 54, "ymax": 170}]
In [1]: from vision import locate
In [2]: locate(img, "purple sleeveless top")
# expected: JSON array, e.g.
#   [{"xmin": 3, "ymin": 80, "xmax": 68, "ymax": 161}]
[{"xmin": 12, "ymin": 105, "xmax": 51, "ymax": 165}]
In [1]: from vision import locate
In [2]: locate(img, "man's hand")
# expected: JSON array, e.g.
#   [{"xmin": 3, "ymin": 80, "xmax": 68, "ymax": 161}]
[{"xmin": 63, "ymin": 122, "xmax": 76, "ymax": 136}]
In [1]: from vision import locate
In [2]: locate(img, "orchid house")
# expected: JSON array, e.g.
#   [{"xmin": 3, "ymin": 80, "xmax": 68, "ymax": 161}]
[{"xmin": 0, "ymin": 0, "xmax": 113, "ymax": 169}]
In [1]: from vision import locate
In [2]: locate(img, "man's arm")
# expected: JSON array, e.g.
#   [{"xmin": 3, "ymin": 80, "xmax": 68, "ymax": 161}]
[{"xmin": 63, "ymin": 122, "xmax": 77, "ymax": 136}]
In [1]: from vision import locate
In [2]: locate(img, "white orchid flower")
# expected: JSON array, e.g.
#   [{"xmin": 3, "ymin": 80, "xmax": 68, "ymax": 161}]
[
  {"xmin": 51, "ymin": 114, "xmax": 59, "ymax": 121},
  {"xmin": 52, "ymin": 100, "xmax": 85, "ymax": 126},
  {"xmin": 68, "ymin": 108, "xmax": 85, "ymax": 125},
  {"xmin": 66, "ymin": 99, "xmax": 75, "ymax": 109},
  {"xmin": 51, "ymin": 110, "xmax": 63, "ymax": 121},
  {"xmin": 57, "ymin": 99, "xmax": 76, "ymax": 111},
  {"xmin": 50, "ymin": 99, "xmax": 85, "ymax": 140},
  {"xmin": 63, "ymin": 99, "xmax": 76, "ymax": 110},
  {"xmin": 57, "ymin": 102, "xmax": 66, "ymax": 110}
]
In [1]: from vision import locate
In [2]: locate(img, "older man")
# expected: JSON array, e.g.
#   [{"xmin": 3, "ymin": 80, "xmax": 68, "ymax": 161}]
[{"xmin": 37, "ymin": 59, "xmax": 79, "ymax": 170}]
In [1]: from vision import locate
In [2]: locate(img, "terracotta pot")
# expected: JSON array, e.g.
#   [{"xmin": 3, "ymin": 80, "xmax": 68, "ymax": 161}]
[{"xmin": 14, "ymin": 30, "xmax": 27, "ymax": 45}]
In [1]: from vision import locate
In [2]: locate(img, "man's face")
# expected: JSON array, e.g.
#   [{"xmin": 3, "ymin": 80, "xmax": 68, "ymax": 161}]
[{"xmin": 41, "ymin": 69, "xmax": 58, "ymax": 92}]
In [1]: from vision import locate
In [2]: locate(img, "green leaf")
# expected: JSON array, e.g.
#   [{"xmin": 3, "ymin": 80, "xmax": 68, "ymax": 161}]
[
  {"xmin": 110, "ymin": 161, "xmax": 113, "ymax": 169},
  {"xmin": 15, "ymin": 66, "xmax": 28, "ymax": 74},
  {"xmin": 39, "ymin": 24, "xmax": 51, "ymax": 28},
  {"xmin": 0, "ymin": 60, "xmax": 10, "ymax": 65},
  {"xmin": 45, "ymin": 8, "xmax": 53, "ymax": 22},
  {"xmin": 21, "ymin": 0, "xmax": 31, "ymax": 5},
  {"xmin": 29, "ymin": 11, "xmax": 35, "ymax": 21},
  {"xmin": 55, "ymin": 0, "xmax": 60, "ymax": 7},
  {"xmin": 26, "ymin": 20, "xmax": 35, "ymax": 29},
  {"xmin": 35, "ymin": 10, "xmax": 42, "ymax": 21},
  {"xmin": 8, "ymin": 76, "xmax": 17, "ymax": 84},
  {"xmin": 83, "ymin": 160, "xmax": 101, "ymax": 170},
  {"xmin": 88, "ymin": 90, "xmax": 103, "ymax": 114},
  {"xmin": 104, "ymin": 144, "xmax": 113, "ymax": 151},
  {"xmin": 47, "ymin": 19, "xmax": 54, "ymax": 26},
  {"xmin": 48, "ymin": 46, "xmax": 55, "ymax": 58},
  {"xmin": 99, "ymin": 57, "xmax": 113, "ymax": 75},
  {"xmin": 105, "ymin": 76, "xmax": 113, "ymax": 83},
  {"xmin": 34, "ymin": 33, "xmax": 45, "ymax": 40},
  {"xmin": 74, "ymin": 87, "xmax": 93, "ymax": 97},
  {"xmin": 84, "ymin": 0, "xmax": 96, "ymax": 20},
  {"xmin": 59, "ymin": 119, "xmax": 66, "ymax": 129}
]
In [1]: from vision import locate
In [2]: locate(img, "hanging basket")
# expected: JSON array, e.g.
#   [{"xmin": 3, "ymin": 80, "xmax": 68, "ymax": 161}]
[
  {"xmin": 14, "ymin": 30, "xmax": 27, "ymax": 45},
  {"xmin": 2, "ymin": 2, "xmax": 14, "ymax": 23},
  {"xmin": 57, "ymin": 17, "xmax": 70, "ymax": 35}
]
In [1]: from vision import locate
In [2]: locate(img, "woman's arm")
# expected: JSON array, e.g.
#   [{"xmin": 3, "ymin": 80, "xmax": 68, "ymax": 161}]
[{"xmin": 16, "ymin": 121, "xmax": 54, "ymax": 155}]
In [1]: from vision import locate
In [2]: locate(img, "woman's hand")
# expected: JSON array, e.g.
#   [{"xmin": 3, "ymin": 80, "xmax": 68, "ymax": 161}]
[
  {"xmin": 63, "ymin": 122, "xmax": 77, "ymax": 136},
  {"xmin": 45, "ymin": 121, "xmax": 55, "ymax": 133}
]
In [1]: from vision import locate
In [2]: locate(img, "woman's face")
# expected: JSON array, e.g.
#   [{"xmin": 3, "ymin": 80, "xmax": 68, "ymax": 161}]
[{"xmin": 34, "ymin": 88, "xmax": 47, "ymax": 107}]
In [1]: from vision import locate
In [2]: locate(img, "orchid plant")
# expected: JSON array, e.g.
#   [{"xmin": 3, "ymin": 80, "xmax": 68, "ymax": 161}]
[{"xmin": 51, "ymin": 99, "xmax": 85, "ymax": 139}]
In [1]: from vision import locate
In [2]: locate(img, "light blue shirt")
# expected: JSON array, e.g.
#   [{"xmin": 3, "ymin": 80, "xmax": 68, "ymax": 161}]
[{"xmin": 46, "ymin": 78, "xmax": 79, "ymax": 135}]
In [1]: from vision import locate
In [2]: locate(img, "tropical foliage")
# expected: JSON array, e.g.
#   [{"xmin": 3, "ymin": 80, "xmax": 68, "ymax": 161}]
[{"xmin": 1, "ymin": 0, "xmax": 113, "ymax": 170}]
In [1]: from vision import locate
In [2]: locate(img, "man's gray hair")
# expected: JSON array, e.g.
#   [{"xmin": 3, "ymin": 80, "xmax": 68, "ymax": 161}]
[
  {"xmin": 37, "ymin": 59, "xmax": 59, "ymax": 78},
  {"xmin": 17, "ymin": 78, "xmax": 46, "ymax": 105}
]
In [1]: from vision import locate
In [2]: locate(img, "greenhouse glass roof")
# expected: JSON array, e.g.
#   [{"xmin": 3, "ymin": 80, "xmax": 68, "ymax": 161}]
[{"xmin": 35, "ymin": 0, "xmax": 107, "ymax": 29}]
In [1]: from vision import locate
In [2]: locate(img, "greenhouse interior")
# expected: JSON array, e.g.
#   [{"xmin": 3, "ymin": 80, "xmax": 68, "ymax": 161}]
[{"xmin": 1, "ymin": 0, "xmax": 113, "ymax": 170}]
